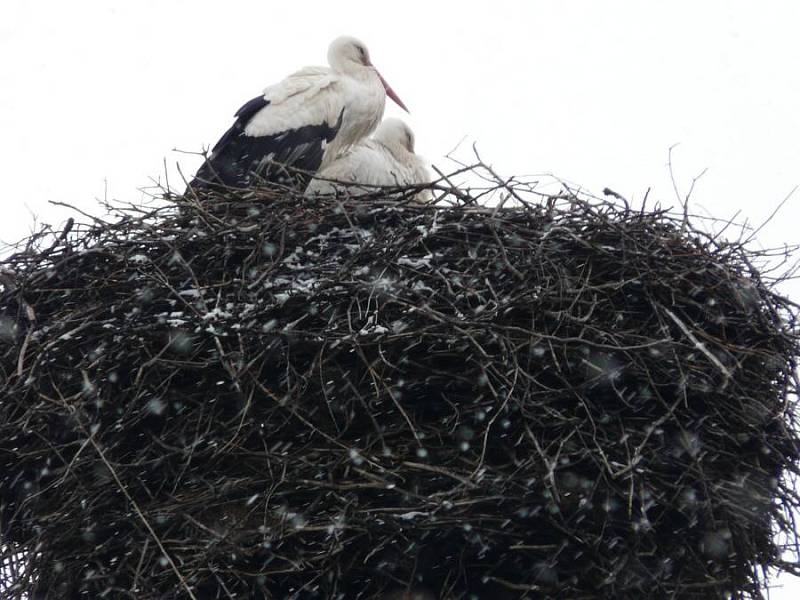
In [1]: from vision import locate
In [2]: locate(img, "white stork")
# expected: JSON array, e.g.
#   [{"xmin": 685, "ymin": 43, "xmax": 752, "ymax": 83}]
[
  {"xmin": 305, "ymin": 118, "xmax": 431, "ymax": 201},
  {"xmin": 190, "ymin": 36, "xmax": 407, "ymax": 190}
]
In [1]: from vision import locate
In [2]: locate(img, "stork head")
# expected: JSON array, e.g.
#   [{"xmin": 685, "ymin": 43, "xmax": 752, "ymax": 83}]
[
  {"xmin": 328, "ymin": 36, "xmax": 409, "ymax": 113},
  {"xmin": 374, "ymin": 118, "xmax": 416, "ymax": 153},
  {"xmin": 328, "ymin": 36, "xmax": 372, "ymax": 71}
]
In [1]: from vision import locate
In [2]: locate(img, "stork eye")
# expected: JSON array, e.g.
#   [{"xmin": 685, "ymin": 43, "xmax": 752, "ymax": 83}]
[{"xmin": 357, "ymin": 46, "xmax": 367, "ymax": 61}]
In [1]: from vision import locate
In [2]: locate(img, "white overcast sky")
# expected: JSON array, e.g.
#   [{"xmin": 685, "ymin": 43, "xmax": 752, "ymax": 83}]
[{"xmin": 1, "ymin": 0, "xmax": 799, "ymax": 595}]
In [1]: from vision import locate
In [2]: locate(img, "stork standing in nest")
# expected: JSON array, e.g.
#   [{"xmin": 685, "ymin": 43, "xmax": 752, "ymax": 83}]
[{"xmin": 190, "ymin": 36, "xmax": 408, "ymax": 190}]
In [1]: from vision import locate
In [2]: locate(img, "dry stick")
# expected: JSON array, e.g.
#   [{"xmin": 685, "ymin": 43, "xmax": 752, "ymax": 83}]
[
  {"xmin": 401, "ymin": 461, "xmax": 476, "ymax": 489},
  {"xmin": 667, "ymin": 143, "xmax": 689, "ymax": 232},
  {"xmin": 248, "ymin": 376, "xmax": 354, "ymax": 453},
  {"xmin": 84, "ymin": 433, "xmax": 199, "ymax": 600},
  {"xmin": 473, "ymin": 146, "xmax": 534, "ymax": 212},
  {"xmin": 132, "ymin": 537, "xmax": 151, "ymax": 592},
  {"xmin": 602, "ymin": 187, "xmax": 630, "ymax": 210},
  {"xmin": 430, "ymin": 165, "xmax": 477, "ymax": 205},
  {"xmin": 684, "ymin": 167, "xmax": 708, "ymax": 210},
  {"xmin": 15, "ymin": 304, "xmax": 35, "ymax": 378},
  {"xmin": 487, "ymin": 221, "xmax": 525, "ymax": 281},
  {"xmin": 744, "ymin": 184, "xmax": 798, "ymax": 247},
  {"xmin": 352, "ymin": 340, "xmax": 422, "ymax": 446},
  {"xmin": 662, "ymin": 307, "xmax": 732, "ymax": 384},
  {"xmin": 469, "ymin": 359, "xmax": 517, "ymax": 480},
  {"xmin": 47, "ymin": 201, "xmax": 109, "ymax": 226}
]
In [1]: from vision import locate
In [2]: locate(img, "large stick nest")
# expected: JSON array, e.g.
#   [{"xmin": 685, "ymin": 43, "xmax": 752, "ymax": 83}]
[{"xmin": 0, "ymin": 174, "xmax": 799, "ymax": 599}]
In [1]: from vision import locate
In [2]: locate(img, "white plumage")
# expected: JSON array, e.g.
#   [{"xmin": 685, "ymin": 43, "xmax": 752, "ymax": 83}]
[
  {"xmin": 305, "ymin": 118, "xmax": 431, "ymax": 200},
  {"xmin": 191, "ymin": 36, "xmax": 407, "ymax": 189}
]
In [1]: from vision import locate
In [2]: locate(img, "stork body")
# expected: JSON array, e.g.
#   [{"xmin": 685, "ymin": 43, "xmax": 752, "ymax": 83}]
[
  {"xmin": 190, "ymin": 36, "xmax": 407, "ymax": 190},
  {"xmin": 305, "ymin": 118, "xmax": 430, "ymax": 200}
]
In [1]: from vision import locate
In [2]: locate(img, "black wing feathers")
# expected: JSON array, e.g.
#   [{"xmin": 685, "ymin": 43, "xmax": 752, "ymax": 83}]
[
  {"xmin": 190, "ymin": 98, "xmax": 344, "ymax": 191},
  {"xmin": 209, "ymin": 95, "xmax": 270, "ymax": 155},
  {"xmin": 234, "ymin": 95, "xmax": 270, "ymax": 120}
]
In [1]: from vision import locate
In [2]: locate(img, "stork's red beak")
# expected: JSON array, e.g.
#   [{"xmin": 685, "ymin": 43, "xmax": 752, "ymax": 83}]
[{"xmin": 375, "ymin": 69, "xmax": 409, "ymax": 113}]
